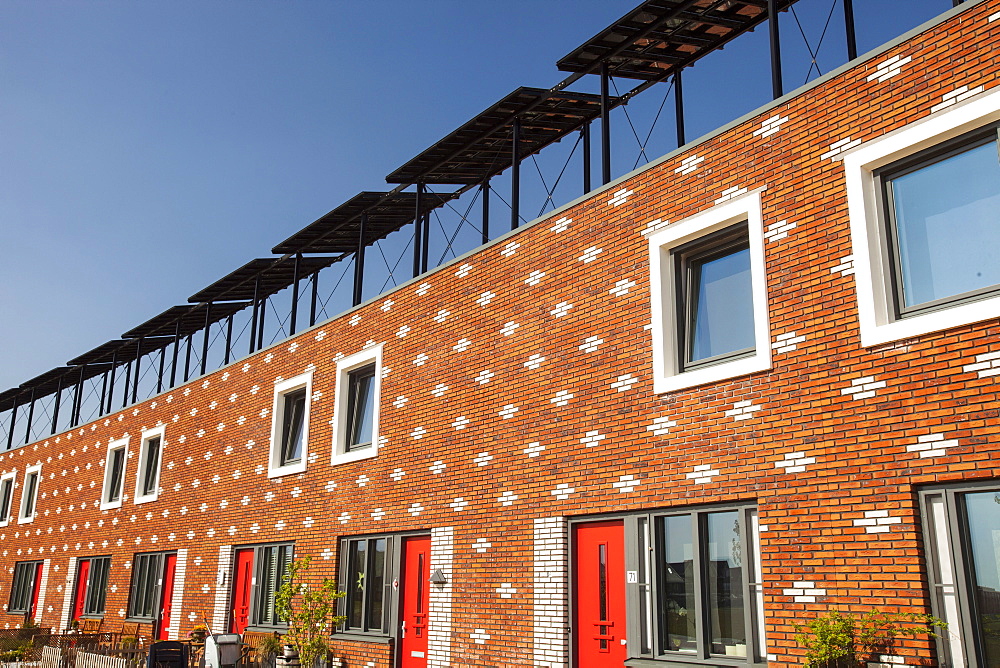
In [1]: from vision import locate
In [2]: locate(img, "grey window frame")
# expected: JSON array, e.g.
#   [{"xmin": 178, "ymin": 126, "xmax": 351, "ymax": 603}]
[
  {"xmin": 279, "ymin": 389, "xmax": 307, "ymax": 467},
  {"xmin": 127, "ymin": 551, "xmax": 172, "ymax": 622},
  {"xmin": 19, "ymin": 467, "xmax": 40, "ymax": 522},
  {"xmin": 571, "ymin": 503, "xmax": 765, "ymax": 667},
  {"xmin": 242, "ymin": 542, "xmax": 294, "ymax": 631},
  {"xmin": 77, "ymin": 556, "xmax": 112, "ymax": 618},
  {"xmin": 919, "ymin": 481, "xmax": 1000, "ymax": 668},
  {"xmin": 0, "ymin": 475, "xmax": 13, "ymax": 524},
  {"xmin": 136, "ymin": 431, "xmax": 162, "ymax": 501},
  {"xmin": 8, "ymin": 560, "xmax": 42, "ymax": 615},
  {"xmin": 672, "ymin": 224, "xmax": 756, "ymax": 372},
  {"xmin": 876, "ymin": 122, "xmax": 1000, "ymax": 319},
  {"xmin": 345, "ymin": 364, "xmax": 377, "ymax": 452}
]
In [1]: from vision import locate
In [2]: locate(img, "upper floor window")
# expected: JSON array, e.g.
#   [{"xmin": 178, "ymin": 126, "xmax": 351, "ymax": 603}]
[
  {"xmin": 135, "ymin": 427, "xmax": 164, "ymax": 504},
  {"xmin": 101, "ymin": 438, "xmax": 128, "ymax": 510},
  {"xmin": 18, "ymin": 464, "xmax": 41, "ymax": 524},
  {"xmin": 0, "ymin": 471, "xmax": 15, "ymax": 527},
  {"xmin": 332, "ymin": 345, "xmax": 382, "ymax": 465},
  {"xmin": 648, "ymin": 191, "xmax": 770, "ymax": 393},
  {"xmin": 8, "ymin": 560, "xmax": 43, "ymax": 617},
  {"xmin": 845, "ymin": 86, "xmax": 1000, "ymax": 346},
  {"xmin": 268, "ymin": 373, "xmax": 312, "ymax": 478}
]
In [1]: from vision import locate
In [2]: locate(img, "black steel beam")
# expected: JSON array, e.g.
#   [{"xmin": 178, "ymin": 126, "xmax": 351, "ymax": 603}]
[
  {"xmin": 481, "ymin": 181, "xmax": 490, "ymax": 244},
  {"xmin": 601, "ymin": 62, "xmax": 612, "ymax": 184},
  {"xmin": 769, "ymin": 0, "xmax": 783, "ymax": 99},
  {"xmin": 511, "ymin": 117, "xmax": 521, "ymax": 230},
  {"xmin": 844, "ymin": 0, "xmax": 857, "ymax": 60},
  {"xmin": 290, "ymin": 254, "xmax": 301, "ymax": 335},
  {"xmin": 353, "ymin": 212, "xmax": 368, "ymax": 307},
  {"xmin": 675, "ymin": 69, "xmax": 686, "ymax": 147}
]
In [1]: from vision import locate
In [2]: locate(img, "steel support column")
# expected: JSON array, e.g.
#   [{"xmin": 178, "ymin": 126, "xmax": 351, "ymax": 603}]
[
  {"xmin": 769, "ymin": 0, "xmax": 783, "ymax": 99},
  {"xmin": 413, "ymin": 184, "xmax": 424, "ymax": 279},
  {"xmin": 481, "ymin": 181, "xmax": 490, "ymax": 244},
  {"xmin": 170, "ymin": 322, "xmax": 181, "ymax": 389},
  {"xmin": 582, "ymin": 123, "xmax": 592, "ymax": 193},
  {"xmin": 98, "ymin": 370, "xmax": 108, "ymax": 418},
  {"xmin": 843, "ymin": 0, "xmax": 857, "ymax": 60},
  {"xmin": 353, "ymin": 212, "xmax": 369, "ymax": 307},
  {"xmin": 157, "ymin": 345, "xmax": 166, "ymax": 394},
  {"xmin": 74, "ymin": 365, "xmax": 85, "ymax": 425},
  {"xmin": 121, "ymin": 360, "xmax": 132, "ymax": 409},
  {"xmin": 600, "ymin": 62, "xmax": 612, "ymax": 185},
  {"xmin": 184, "ymin": 335, "xmax": 193, "ymax": 382},
  {"xmin": 256, "ymin": 299, "xmax": 267, "ymax": 350},
  {"xmin": 51, "ymin": 377, "xmax": 64, "ymax": 435},
  {"xmin": 309, "ymin": 273, "xmax": 319, "ymax": 327},
  {"xmin": 200, "ymin": 303, "xmax": 212, "ymax": 376},
  {"xmin": 421, "ymin": 213, "xmax": 430, "ymax": 275},
  {"xmin": 675, "ymin": 70, "xmax": 686, "ymax": 147},
  {"xmin": 249, "ymin": 276, "xmax": 261, "ymax": 354},
  {"xmin": 23, "ymin": 389, "xmax": 35, "ymax": 444},
  {"xmin": 290, "ymin": 254, "xmax": 301, "ymax": 335},
  {"xmin": 5, "ymin": 395, "xmax": 18, "ymax": 450},
  {"xmin": 224, "ymin": 314, "xmax": 234, "ymax": 365},
  {"xmin": 131, "ymin": 337, "xmax": 142, "ymax": 404},
  {"xmin": 106, "ymin": 351, "xmax": 118, "ymax": 415},
  {"xmin": 511, "ymin": 117, "xmax": 521, "ymax": 230}
]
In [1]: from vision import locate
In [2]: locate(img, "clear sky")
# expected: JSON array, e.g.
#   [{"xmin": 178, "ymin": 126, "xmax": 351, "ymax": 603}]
[{"xmin": 0, "ymin": 0, "xmax": 954, "ymax": 393}]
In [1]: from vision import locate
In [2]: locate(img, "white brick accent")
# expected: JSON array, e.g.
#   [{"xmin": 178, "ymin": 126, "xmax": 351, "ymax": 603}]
[
  {"xmin": 167, "ymin": 549, "xmax": 187, "ymax": 640},
  {"xmin": 476, "ymin": 291, "xmax": 496, "ymax": 307},
  {"xmin": 866, "ymin": 55, "xmax": 912, "ymax": 83},
  {"xmin": 854, "ymin": 509, "xmax": 903, "ymax": 534},
  {"xmin": 714, "ymin": 186, "xmax": 748, "ymax": 204},
  {"xmin": 499, "ymin": 404, "xmax": 518, "ymax": 420},
  {"xmin": 454, "ymin": 263, "xmax": 473, "ymax": 278},
  {"xmin": 608, "ymin": 188, "xmax": 633, "ymax": 207},
  {"xmin": 831, "ymin": 255, "xmax": 855, "ymax": 276},
  {"xmin": 906, "ymin": 432, "xmax": 959, "ymax": 458},
  {"xmin": 931, "ymin": 84, "xmax": 986, "ymax": 113},
  {"xmin": 613, "ymin": 474, "xmax": 640, "ymax": 493},
  {"xmin": 408, "ymin": 503, "xmax": 424, "ymax": 517},
  {"xmin": 686, "ymin": 464, "xmax": 719, "ymax": 484},
  {"xmin": 498, "ymin": 490, "xmax": 519, "ymax": 506},
  {"xmin": 551, "ymin": 391, "xmax": 574, "ymax": 407},
  {"xmin": 34, "ymin": 559, "xmax": 50, "ymax": 625},
  {"xmin": 868, "ymin": 655, "xmax": 914, "ymax": 668},
  {"xmin": 841, "ymin": 375, "xmax": 886, "ymax": 400},
  {"xmin": 647, "ymin": 416, "xmax": 677, "ymax": 436},
  {"xmin": 525, "ymin": 271, "xmax": 546, "ymax": 286},
  {"xmin": 963, "ymin": 350, "xmax": 1000, "ymax": 378},
  {"xmin": 427, "ymin": 527, "xmax": 454, "ymax": 667},
  {"xmin": 59, "ymin": 556, "xmax": 77, "ymax": 629},
  {"xmin": 674, "ymin": 154, "xmax": 704, "ymax": 175},
  {"xmin": 782, "ymin": 580, "xmax": 826, "ymax": 603},
  {"xmin": 500, "ymin": 241, "xmax": 520, "ymax": 258},
  {"xmin": 821, "ymin": 137, "xmax": 862, "ymax": 160},
  {"xmin": 533, "ymin": 517, "xmax": 568, "ymax": 668},
  {"xmin": 496, "ymin": 583, "xmax": 516, "ymax": 599},
  {"xmin": 473, "ymin": 452, "xmax": 493, "ymax": 467},
  {"xmin": 551, "ymin": 483, "xmax": 574, "ymax": 500},
  {"xmin": 725, "ymin": 400, "xmax": 761, "ymax": 421},
  {"xmin": 775, "ymin": 452, "xmax": 817, "ymax": 473},
  {"xmin": 473, "ymin": 538, "xmax": 491, "ymax": 553},
  {"xmin": 429, "ymin": 460, "xmax": 446, "ymax": 475},
  {"xmin": 990, "ymin": 10, "xmax": 1000, "ymax": 21},
  {"xmin": 211, "ymin": 545, "xmax": 233, "ymax": 633},
  {"xmin": 524, "ymin": 442, "xmax": 545, "ymax": 458},
  {"xmin": 500, "ymin": 322, "xmax": 519, "ymax": 337},
  {"xmin": 642, "ymin": 218, "xmax": 670, "ymax": 237},
  {"xmin": 763, "ymin": 219, "xmax": 796, "ymax": 242},
  {"xmin": 449, "ymin": 497, "xmax": 468, "ymax": 512},
  {"xmin": 772, "ymin": 331, "xmax": 806, "ymax": 353},
  {"xmin": 580, "ymin": 431, "xmax": 604, "ymax": 448},
  {"xmin": 579, "ymin": 336, "xmax": 603, "ymax": 353},
  {"xmin": 550, "ymin": 302, "xmax": 572, "ymax": 318},
  {"xmin": 752, "ymin": 114, "xmax": 790, "ymax": 138},
  {"xmin": 550, "ymin": 216, "xmax": 572, "ymax": 233},
  {"xmin": 578, "ymin": 247, "xmax": 602, "ymax": 263},
  {"xmin": 609, "ymin": 279, "xmax": 636, "ymax": 297},
  {"xmin": 524, "ymin": 354, "xmax": 546, "ymax": 370},
  {"xmin": 471, "ymin": 629, "xmax": 490, "ymax": 645},
  {"xmin": 611, "ymin": 374, "xmax": 636, "ymax": 392}
]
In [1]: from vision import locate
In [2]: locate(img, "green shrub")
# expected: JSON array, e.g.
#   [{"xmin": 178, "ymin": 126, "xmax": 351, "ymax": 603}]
[{"xmin": 796, "ymin": 609, "xmax": 944, "ymax": 668}]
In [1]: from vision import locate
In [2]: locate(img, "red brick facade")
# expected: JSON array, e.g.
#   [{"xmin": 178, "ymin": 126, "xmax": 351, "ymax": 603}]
[{"xmin": 2, "ymin": 2, "xmax": 1000, "ymax": 667}]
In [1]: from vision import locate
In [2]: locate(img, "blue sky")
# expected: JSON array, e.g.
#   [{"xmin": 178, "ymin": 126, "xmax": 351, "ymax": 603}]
[{"xmin": 0, "ymin": 0, "xmax": 953, "ymax": 393}]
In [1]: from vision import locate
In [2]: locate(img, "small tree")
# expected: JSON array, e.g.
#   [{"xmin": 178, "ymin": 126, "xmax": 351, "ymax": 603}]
[
  {"xmin": 274, "ymin": 556, "xmax": 346, "ymax": 668},
  {"xmin": 796, "ymin": 609, "xmax": 945, "ymax": 668}
]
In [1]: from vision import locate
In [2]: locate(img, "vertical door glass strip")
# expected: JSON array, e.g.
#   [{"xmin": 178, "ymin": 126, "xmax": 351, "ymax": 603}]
[
  {"xmin": 347, "ymin": 540, "xmax": 367, "ymax": 629},
  {"xmin": 926, "ymin": 494, "xmax": 965, "ymax": 667},
  {"xmin": 748, "ymin": 509, "xmax": 767, "ymax": 660},
  {"xmin": 963, "ymin": 491, "xmax": 1000, "ymax": 666},
  {"xmin": 637, "ymin": 517, "xmax": 654, "ymax": 655},
  {"xmin": 599, "ymin": 542, "xmax": 609, "ymax": 650},
  {"xmin": 707, "ymin": 511, "xmax": 747, "ymax": 657},
  {"xmin": 659, "ymin": 514, "xmax": 697, "ymax": 653},
  {"xmin": 365, "ymin": 538, "xmax": 387, "ymax": 632}
]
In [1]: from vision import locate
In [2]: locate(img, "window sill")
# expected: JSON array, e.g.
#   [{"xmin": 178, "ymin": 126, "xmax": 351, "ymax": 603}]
[
  {"xmin": 267, "ymin": 462, "xmax": 306, "ymax": 479},
  {"xmin": 856, "ymin": 292, "xmax": 1000, "ymax": 347},
  {"xmin": 331, "ymin": 448, "xmax": 377, "ymax": 467},
  {"xmin": 625, "ymin": 657, "xmax": 766, "ymax": 668},
  {"xmin": 16, "ymin": 515, "xmax": 35, "ymax": 525},
  {"xmin": 99, "ymin": 500, "xmax": 123, "ymax": 511},
  {"xmin": 653, "ymin": 351, "xmax": 770, "ymax": 394},
  {"xmin": 133, "ymin": 494, "xmax": 158, "ymax": 505},
  {"xmin": 331, "ymin": 632, "xmax": 391, "ymax": 645}
]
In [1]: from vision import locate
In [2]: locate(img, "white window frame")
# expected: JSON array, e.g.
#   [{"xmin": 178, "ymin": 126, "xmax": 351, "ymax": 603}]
[
  {"xmin": 134, "ymin": 426, "xmax": 165, "ymax": 504},
  {"xmin": 844, "ymin": 85, "xmax": 1000, "ymax": 347},
  {"xmin": 0, "ymin": 471, "xmax": 16, "ymax": 527},
  {"xmin": 648, "ymin": 190, "xmax": 770, "ymax": 394},
  {"xmin": 100, "ymin": 437, "xmax": 129, "ymax": 510},
  {"xmin": 268, "ymin": 371, "xmax": 313, "ymax": 479},
  {"xmin": 18, "ymin": 464, "xmax": 42, "ymax": 524},
  {"xmin": 331, "ymin": 344, "xmax": 383, "ymax": 466}
]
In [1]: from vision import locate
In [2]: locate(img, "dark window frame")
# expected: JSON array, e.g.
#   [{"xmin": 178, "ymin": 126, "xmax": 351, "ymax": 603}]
[
  {"xmin": 672, "ymin": 224, "xmax": 756, "ymax": 373},
  {"xmin": 76, "ymin": 556, "xmax": 112, "ymax": 619},
  {"xmin": 0, "ymin": 474, "xmax": 14, "ymax": 525},
  {"xmin": 137, "ymin": 433, "xmax": 162, "ymax": 500},
  {"xmin": 19, "ymin": 467, "xmax": 40, "ymax": 521},
  {"xmin": 876, "ymin": 122, "xmax": 1000, "ymax": 319},
  {"xmin": 102, "ymin": 442, "xmax": 127, "ymax": 506},
  {"xmin": 345, "ymin": 364, "xmax": 377, "ymax": 452},
  {"xmin": 239, "ymin": 542, "xmax": 294, "ymax": 631},
  {"xmin": 919, "ymin": 481, "xmax": 1000, "ymax": 668},
  {"xmin": 571, "ymin": 503, "xmax": 765, "ymax": 667},
  {"xmin": 8, "ymin": 560, "xmax": 42, "ymax": 616},
  {"xmin": 279, "ymin": 389, "xmax": 307, "ymax": 467},
  {"xmin": 126, "ymin": 551, "xmax": 173, "ymax": 622}
]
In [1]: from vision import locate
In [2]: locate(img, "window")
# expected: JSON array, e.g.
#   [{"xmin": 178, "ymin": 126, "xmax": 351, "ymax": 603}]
[
  {"xmin": 127, "ymin": 551, "xmax": 171, "ymax": 620},
  {"xmin": 101, "ymin": 438, "xmax": 128, "ymax": 509},
  {"xmin": 332, "ymin": 345, "xmax": 382, "ymax": 465},
  {"xmin": 244, "ymin": 543, "xmax": 293, "ymax": 629},
  {"xmin": 74, "ymin": 556, "xmax": 111, "ymax": 619},
  {"xmin": 0, "ymin": 471, "xmax": 15, "ymax": 527},
  {"xmin": 135, "ymin": 427, "xmax": 164, "ymax": 504},
  {"xmin": 844, "ymin": 86, "xmax": 1000, "ymax": 346},
  {"xmin": 268, "ymin": 372, "xmax": 312, "ymax": 478},
  {"xmin": 615, "ymin": 504, "xmax": 764, "ymax": 664},
  {"xmin": 18, "ymin": 464, "xmax": 41, "ymax": 524},
  {"xmin": 648, "ymin": 191, "xmax": 770, "ymax": 393},
  {"xmin": 339, "ymin": 536, "xmax": 392, "ymax": 636},
  {"xmin": 921, "ymin": 483, "xmax": 1000, "ymax": 668},
  {"xmin": 8, "ymin": 561, "xmax": 43, "ymax": 616}
]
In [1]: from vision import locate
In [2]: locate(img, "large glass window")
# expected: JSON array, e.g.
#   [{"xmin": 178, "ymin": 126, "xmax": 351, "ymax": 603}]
[
  {"xmin": 8, "ymin": 561, "xmax": 42, "ymax": 616},
  {"xmin": 340, "ymin": 536, "xmax": 390, "ymax": 635},
  {"xmin": 18, "ymin": 465, "xmax": 41, "ymax": 523},
  {"xmin": 879, "ymin": 125, "xmax": 1000, "ymax": 316},
  {"xmin": 332, "ymin": 346, "xmax": 382, "ymax": 465},
  {"xmin": 128, "ymin": 552, "xmax": 169, "ymax": 620},
  {"xmin": 135, "ymin": 428, "xmax": 163, "ymax": 503},
  {"xmin": 922, "ymin": 484, "xmax": 1000, "ymax": 667},
  {"xmin": 626, "ymin": 504, "xmax": 764, "ymax": 663},
  {"xmin": 252, "ymin": 543, "xmax": 293, "ymax": 628},
  {"xmin": 268, "ymin": 373, "xmax": 311, "ymax": 478},
  {"xmin": 279, "ymin": 389, "xmax": 306, "ymax": 466},
  {"xmin": 0, "ymin": 472, "xmax": 14, "ymax": 526},
  {"xmin": 345, "ymin": 364, "xmax": 376, "ymax": 451},
  {"xmin": 75, "ymin": 556, "xmax": 111, "ymax": 618},
  {"xmin": 101, "ymin": 439, "xmax": 128, "ymax": 509}
]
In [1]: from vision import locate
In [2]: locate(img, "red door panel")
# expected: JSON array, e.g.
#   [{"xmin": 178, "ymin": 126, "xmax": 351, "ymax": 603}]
[
  {"xmin": 73, "ymin": 560, "xmax": 91, "ymax": 621},
  {"xmin": 30, "ymin": 563, "xmax": 43, "ymax": 622},
  {"xmin": 399, "ymin": 536, "xmax": 431, "ymax": 668},
  {"xmin": 158, "ymin": 554, "xmax": 177, "ymax": 641},
  {"xmin": 573, "ymin": 520, "xmax": 627, "ymax": 667},
  {"xmin": 230, "ymin": 549, "xmax": 255, "ymax": 633}
]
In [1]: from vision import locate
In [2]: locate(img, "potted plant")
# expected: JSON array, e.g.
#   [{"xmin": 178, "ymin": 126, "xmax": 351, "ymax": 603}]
[
  {"xmin": 274, "ymin": 556, "xmax": 346, "ymax": 668},
  {"xmin": 188, "ymin": 624, "xmax": 209, "ymax": 643},
  {"xmin": 796, "ymin": 609, "xmax": 945, "ymax": 668}
]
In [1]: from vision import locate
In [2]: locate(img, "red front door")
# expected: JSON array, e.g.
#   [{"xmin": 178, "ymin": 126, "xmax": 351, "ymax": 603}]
[
  {"xmin": 399, "ymin": 536, "xmax": 431, "ymax": 667},
  {"xmin": 72, "ymin": 559, "xmax": 91, "ymax": 621},
  {"xmin": 157, "ymin": 554, "xmax": 178, "ymax": 641},
  {"xmin": 230, "ymin": 549, "xmax": 255, "ymax": 633},
  {"xmin": 573, "ymin": 520, "xmax": 627, "ymax": 667},
  {"xmin": 29, "ymin": 562, "xmax": 43, "ymax": 622}
]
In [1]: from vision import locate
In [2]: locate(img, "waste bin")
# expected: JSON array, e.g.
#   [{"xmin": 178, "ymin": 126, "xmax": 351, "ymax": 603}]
[{"xmin": 204, "ymin": 634, "xmax": 242, "ymax": 668}]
